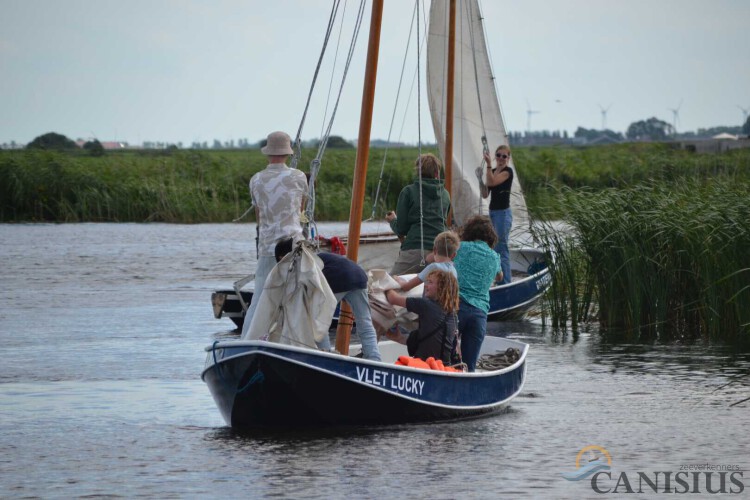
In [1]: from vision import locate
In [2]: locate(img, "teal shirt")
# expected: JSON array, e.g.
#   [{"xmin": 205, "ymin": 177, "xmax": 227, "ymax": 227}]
[{"xmin": 454, "ymin": 241, "xmax": 500, "ymax": 312}]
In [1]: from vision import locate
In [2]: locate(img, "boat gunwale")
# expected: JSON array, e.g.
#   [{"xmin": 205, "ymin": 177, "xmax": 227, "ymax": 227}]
[
  {"xmin": 203, "ymin": 337, "xmax": 528, "ymax": 379},
  {"xmin": 203, "ymin": 339, "xmax": 528, "ymax": 411}
]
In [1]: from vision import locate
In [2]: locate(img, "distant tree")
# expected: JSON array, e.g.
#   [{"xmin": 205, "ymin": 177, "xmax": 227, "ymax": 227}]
[
  {"xmin": 743, "ymin": 116, "xmax": 750, "ymax": 136},
  {"xmin": 83, "ymin": 139, "xmax": 105, "ymax": 156},
  {"xmin": 626, "ymin": 117, "xmax": 673, "ymax": 141},
  {"xmin": 575, "ymin": 127, "xmax": 623, "ymax": 142},
  {"xmin": 320, "ymin": 135, "xmax": 353, "ymax": 148},
  {"xmin": 26, "ymin": 132, "xmax": 78, "ymax": 150}
]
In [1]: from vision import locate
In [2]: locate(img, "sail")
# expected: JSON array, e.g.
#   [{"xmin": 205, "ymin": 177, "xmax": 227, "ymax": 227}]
[{"xmin": 426, "ymin": 0, "xmax": 532, "ymax": 247}]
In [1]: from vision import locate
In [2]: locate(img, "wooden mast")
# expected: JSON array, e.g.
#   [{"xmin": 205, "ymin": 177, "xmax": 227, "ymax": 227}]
[
  {"xmin": 445, "ymin": 0, "xmax": 456, "ymax": 226},
  {"xmin": 335, "ymin": 0, "xmax": 384, "ymax": 355}
]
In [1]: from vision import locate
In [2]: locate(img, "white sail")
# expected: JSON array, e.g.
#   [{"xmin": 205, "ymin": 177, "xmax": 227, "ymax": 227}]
[{"xmin": 426, "ymin": 0, "xmax": 532, "ymax": 247}]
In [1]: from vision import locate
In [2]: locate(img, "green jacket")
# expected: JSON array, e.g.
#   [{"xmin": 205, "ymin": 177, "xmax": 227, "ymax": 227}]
[{"xmin": 388, "ymin": 178, "xmax": 451, "ymax": 251}]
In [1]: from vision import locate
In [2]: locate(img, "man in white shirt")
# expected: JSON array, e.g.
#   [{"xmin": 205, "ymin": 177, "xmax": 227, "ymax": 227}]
[{"xmin": 242, "ymin": 131, "xmax": 308, "ymax": 336}]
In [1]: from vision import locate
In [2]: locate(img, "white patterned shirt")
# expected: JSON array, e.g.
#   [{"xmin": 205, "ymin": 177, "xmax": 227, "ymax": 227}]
[{"xmin": 250, "ymin": 163, "xmax": 308, "ymax": 256}]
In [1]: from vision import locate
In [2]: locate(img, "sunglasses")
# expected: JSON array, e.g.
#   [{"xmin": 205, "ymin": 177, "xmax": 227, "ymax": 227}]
[{"xmin": 495, "ymin": 153, "xmax": 509, "ymax": 159}]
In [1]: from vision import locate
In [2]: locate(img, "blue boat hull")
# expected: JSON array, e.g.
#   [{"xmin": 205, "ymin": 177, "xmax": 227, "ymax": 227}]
[
  {"xmin": 202, "ymin": 337, "xmax": 527, "ymax": 427},
  {"xmin": 211, "ymin": 262, "xmax": 551, "ymax": 329},
  {"xmin": 487, "ymin": 266, "xmax": 552, "ymax": 320}
]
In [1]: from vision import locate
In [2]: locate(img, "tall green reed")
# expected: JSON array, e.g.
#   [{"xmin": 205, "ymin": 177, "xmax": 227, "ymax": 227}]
[{"xmin": 536, "ymin": 179, "xmax": 749, "ymax": 341}]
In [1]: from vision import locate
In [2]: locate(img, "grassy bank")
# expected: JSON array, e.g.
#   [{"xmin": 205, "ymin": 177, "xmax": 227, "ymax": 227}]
[
  {"xmin": 0, "ymin": 147, "xmax": 427, "ymax": 222},
  {"xmin": 535, "ymin": 178, "xmax": 750, "ymax": 342},
  {"xmin": 3, "ymin": 143, "xmax": 749, "ymax": 223}
]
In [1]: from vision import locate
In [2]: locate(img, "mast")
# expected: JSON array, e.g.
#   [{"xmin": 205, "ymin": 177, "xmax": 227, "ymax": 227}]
[
  {"xmin": 335, "ymin": 0, "xmax": 384, "ymax": 355},
  {"xmin": 444, "ymin": 0, "xmax": 456, "ymax": 225}
]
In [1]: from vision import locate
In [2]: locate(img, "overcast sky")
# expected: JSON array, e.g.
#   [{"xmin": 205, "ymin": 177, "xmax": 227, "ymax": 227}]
[{"xmin": 1, "ymin": 0, "xmax": 748, "ymax": 146}]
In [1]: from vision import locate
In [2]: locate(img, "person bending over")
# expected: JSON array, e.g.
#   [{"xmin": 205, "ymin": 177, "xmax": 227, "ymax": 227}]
[{"xmin": 275, "ymin": 238, "xmax": 381, "ymax": 362}]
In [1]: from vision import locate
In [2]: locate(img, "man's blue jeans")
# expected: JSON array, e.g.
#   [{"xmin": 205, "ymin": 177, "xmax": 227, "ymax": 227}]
[
  {"xmin": 490, "ymin": 208, "xmax": 512, "ymax": 284},
  {"xmin": 241, "ymin": 254, "xmax": 277, "ymax": 338},
  {"xmin": 457, "ymin": 298, "xmax": 487, "ymax": 371},
  {"xmin": 317, "ymin": 288, "xmax": 382, "ymax": 361}
]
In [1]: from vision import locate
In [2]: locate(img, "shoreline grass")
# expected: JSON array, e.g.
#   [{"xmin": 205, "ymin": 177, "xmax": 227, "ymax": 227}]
[
  {"xmin": 534, "ymin": 179, "xmax": 750, "ymax": 342},
  {"xmin": 3, "ymin": 143, "xmax": 749, "ymax": 223}
]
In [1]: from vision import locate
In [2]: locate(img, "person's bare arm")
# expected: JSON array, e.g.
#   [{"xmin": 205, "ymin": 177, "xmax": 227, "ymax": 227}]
[
  {"xmin": 385, "ymin": 289, "xmax": 407, "ymax": 308},
  {"xmin": 395, "ymin": 275, "xmax": 422, "ymax": 292},
  {"xmin": 486, "ymin": 168, "xmax": 511, "ymax": 188},
  {"xmin": 480, "ymin": 183, "xmax": 490, "ymax": 199}
]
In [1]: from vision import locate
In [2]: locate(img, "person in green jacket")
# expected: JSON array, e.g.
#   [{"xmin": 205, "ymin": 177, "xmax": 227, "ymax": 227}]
[{"xmin": 385, "ymin": 153, "xmax": 451, "ymax": 275}]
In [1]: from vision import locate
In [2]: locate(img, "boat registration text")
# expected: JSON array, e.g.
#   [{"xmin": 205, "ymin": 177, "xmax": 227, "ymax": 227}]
[{"xmin": 355, "ymin": 366, "xmax": 424, "ymax": 395}]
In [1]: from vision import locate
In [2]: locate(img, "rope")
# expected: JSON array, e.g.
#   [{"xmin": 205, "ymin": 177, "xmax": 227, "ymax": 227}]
[
  {"xmin": 475, "ymin": 347, "xmax": 521, "ymax": 371},
  {"xmin": 232, "ymin": 202, "xmax": 254, "ymax": 222},
  {"xmin": 318, "ymin": 0, "xmax": 348, "ymax": 142},
  {"xmin": 368, "ymin": 1, "xmax": 419, "ymax": 221},
  {"xmin": 291, "ymin": 0, "xmax": 342, "ymax": 170},
  {"xmin": 237, "ymin": 1, "xmax": 340, "ymax": 220},
  {"xmin": 305, "ymin": 0, "xmax": 367, "ymax": 239},
  {"xmin": 465, "ymin": 0, "xmax": 491, "ymax": 210},
  {"xmin": 415, "ymin": 0, "xmax": 426, "ymax": 267}
]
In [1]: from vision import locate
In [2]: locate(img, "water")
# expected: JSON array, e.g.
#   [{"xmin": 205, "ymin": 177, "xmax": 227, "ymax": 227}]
[{"xmin": 1, "ymin": 223, "xmax": 748, "ymax": 498}]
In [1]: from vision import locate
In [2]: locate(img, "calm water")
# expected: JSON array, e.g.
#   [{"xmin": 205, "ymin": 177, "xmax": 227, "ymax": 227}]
[{"xmin": 1, "ymin": 223, "xmax": 748, "ymax": 498}]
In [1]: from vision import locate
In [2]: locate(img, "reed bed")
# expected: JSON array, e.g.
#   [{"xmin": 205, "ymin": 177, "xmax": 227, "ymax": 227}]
[
  {"xmin": 518, "ymin": 143, "xmax": 750, "ymax": 216},
  {"xmin": 2, "ymin": 143, "xmax": 749, "ymax": 222},
  {"xmin": 534, "ymin": 179, "xmax": 750, "ymax": 342},
  {"xmin": 0, "ymin": 148, "xmax": 419, "ymax": 223}
]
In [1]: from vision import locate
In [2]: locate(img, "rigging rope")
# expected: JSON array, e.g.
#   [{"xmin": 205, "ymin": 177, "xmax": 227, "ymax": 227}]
[
  {"xmin": 318, "ymin": 0, "xmax": 349, "ymax": 143},
  {"xmin": 368, "ymin": 1, "xmax": 418, "ymax": 221},
  {"xmin": 291, "ymin": 0, "xmax": 342, "ymax": 170},
  {"xmin": 234, "ymin": 0, "xmax": 340, "ymax": 223},
  {"xmin": 305, "ymin": 0, "xmax": 367, "ymax": 243},
  {"xmin": 465, "ymin": 0, "xmax": 492, "ymax": 212},
  {"xmin": 415, "ymin": 0, "xmax": 426, "ymax": 267}
]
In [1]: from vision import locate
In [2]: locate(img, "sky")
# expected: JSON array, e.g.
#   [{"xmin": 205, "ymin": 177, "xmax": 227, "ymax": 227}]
[{"xmin": 1, "ymin": 0, "xmax": 749, "ymax": 147}]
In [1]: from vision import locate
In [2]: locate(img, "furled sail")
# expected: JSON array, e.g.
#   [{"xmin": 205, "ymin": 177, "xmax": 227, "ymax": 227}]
[{"xmin": 426, "ymin": 0, "xmax": 532, "ymax": 247}]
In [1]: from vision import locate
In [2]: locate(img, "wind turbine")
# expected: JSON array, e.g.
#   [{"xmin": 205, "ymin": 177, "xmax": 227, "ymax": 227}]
[
  {"xmin": 668, "ymin": 99, "xmax": 683, "ymax": 135},
  {"xmin": 526, "ymin": 99, "xmax": 540, "ymax": 133},
  {"xmin": 598, "ymin": 103, "xmax": 612, "ymax": 130},
  {"xmin": 738, "ymin": 105, "xmax": 750, "ymax": 123}
]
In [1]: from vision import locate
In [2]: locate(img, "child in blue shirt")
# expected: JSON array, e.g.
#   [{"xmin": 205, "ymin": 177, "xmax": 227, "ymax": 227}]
[{"xmin": 395, "ymin": 230, "xmax": 459, "ymax": 293}]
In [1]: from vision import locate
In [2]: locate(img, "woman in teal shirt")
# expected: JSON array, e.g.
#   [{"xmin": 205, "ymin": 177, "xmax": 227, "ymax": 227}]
[{"xmin": 453, "ymin": 215, "xmax": 503, "ymax": 371}]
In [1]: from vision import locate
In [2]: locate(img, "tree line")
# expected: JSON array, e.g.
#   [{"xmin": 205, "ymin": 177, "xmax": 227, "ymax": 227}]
[{"xmin": 7, "ymin": 116, "xmax": 750, "ymax": 153}]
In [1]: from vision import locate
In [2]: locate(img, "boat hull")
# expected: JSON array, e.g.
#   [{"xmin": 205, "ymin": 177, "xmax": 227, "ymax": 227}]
[
  {"xmin": 202, "ymin": 337, "xmax": 527, "ymax": 427},
  {"xmin": 212, "ymin": 245, "xmax": 550, "ymax": 328},
  {"xmin": 488, "ymin": 268, "xmax": 552, "ymax": 320}
]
